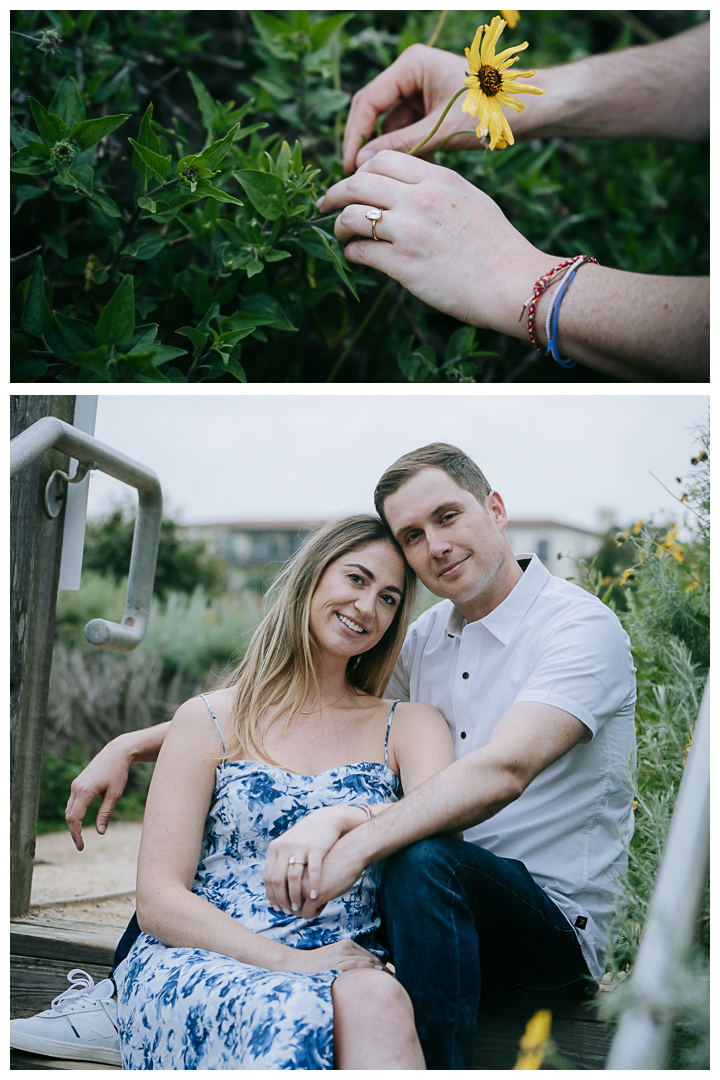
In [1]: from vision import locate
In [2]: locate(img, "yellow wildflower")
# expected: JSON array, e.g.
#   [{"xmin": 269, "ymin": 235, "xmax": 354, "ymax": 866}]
[
  {"xmin": 618, "ymin": 568, "xmax": 634, "ymax": 586},
  {"xmin": 633, "ymin": 799, "xmax": 638, "ymax": 811},
  {"xmin": 514, "ymin": 1009, "xmax": 552, "ymax": 1070},
  {"xmin": 684, "ymin": 579, "xmax": 699, "ymax": 593},
  {"xmin": 500, "ymin": 10, "xmax": 520, "ymax": 28},
  {"xmin": 632, "ymin": 519, "xmax": 643, "ymax": 535},
  {"xmin": 462, "ymin": 16, "xmax": 544, "ymax": 150},
  {"xmin": 683, "ymin": 731, "xmax": 693, "ymax": 764}
]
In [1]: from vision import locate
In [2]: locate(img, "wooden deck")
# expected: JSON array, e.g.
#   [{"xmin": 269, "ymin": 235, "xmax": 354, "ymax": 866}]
[{"xmin": 11, "ymin": 906, "xmax": 616, "ymax": 1070}]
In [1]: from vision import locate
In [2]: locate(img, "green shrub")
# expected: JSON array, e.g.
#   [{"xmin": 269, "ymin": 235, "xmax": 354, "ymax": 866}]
[{"xmin": 11, "ymin": 9, "xmax": 708, "ymax": 383}]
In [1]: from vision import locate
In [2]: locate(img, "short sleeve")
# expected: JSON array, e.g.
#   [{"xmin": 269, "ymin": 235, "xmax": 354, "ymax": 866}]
[{"xmin": 513, "ymin": 603, "xmax": 636, "ymax": 738}]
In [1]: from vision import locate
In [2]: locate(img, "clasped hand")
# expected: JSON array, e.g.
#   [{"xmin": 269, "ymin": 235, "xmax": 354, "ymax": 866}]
[{"xmin": 264, "ymin": 805, "xmax": 366, "ymax": 919}]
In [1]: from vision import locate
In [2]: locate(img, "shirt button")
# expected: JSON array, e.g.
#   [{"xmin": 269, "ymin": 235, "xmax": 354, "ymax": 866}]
[
  {"xmin": 460, "ymin": 732, "xmax": 467, "ymax": 739},
  {"xmin": 462, "ymin": 671, "xmax": 469, "ymax": 680}
]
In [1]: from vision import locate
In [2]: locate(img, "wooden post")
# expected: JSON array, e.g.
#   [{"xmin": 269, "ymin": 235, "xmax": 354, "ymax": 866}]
[{"xmin": 11, "ymin": 395, "xmax": 76, "ymax": 918}]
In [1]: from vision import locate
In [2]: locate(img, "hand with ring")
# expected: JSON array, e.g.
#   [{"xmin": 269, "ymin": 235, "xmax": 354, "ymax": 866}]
[
  {"xmin": 264, "ymin": 804, "xmax": 370, "ymax": 916},
  {"xmin": 317, "ymin": 150, "xmax": 552, "ymax": 339}
]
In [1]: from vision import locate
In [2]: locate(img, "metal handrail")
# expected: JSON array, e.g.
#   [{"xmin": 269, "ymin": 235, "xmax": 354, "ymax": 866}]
[
  {"xmin": 10, "ymin": 416, "xmax": 162, "ymax": 652},
  {"xmin": 605, "ymin": 678, "xmax": 710, "ymax": 1069}
]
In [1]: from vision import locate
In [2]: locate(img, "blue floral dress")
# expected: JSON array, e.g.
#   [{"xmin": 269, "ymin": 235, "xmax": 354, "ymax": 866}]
[{"xmin": 116, "ymin": 696, "xmax": 400, "ymax": 1070}]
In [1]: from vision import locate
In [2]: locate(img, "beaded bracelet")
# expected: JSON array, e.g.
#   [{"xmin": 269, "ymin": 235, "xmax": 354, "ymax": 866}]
[
  {"xmin": 356, "ymin": 802, "xmax": 374, "ymax": 821},
  {"xmin": 520, "ymin": 256, "xmax": 598, "ymax": 358}
]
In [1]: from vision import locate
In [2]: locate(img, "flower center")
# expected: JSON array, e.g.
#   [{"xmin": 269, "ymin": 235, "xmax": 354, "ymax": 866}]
[{"xmin": 478, "ymin": 64, "xmax": 503, "ymax": 97}]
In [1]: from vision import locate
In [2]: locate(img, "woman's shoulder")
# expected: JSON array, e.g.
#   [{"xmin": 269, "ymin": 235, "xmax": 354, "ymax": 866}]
[
  {"xmin": 388, "ymin": 699, "xmax": 447, "ymax": 726},
  {"xmin": 171, "ymin": 688, "xmax": 237, "ymax": 752}
]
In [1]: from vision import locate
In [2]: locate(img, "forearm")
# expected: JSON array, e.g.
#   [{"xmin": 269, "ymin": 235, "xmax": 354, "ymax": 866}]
[
  {"xmin": 117, "ymin": 721, "xmax": 171, "ymax": 764},
  {"xmin": 346, "ymin": 752, "xmax": 520, "ymax": 869},
  {"xmin": 512, "ymin": 24, "xmax": 709, "ymax": 143},
  {"xmin": 137, "ymin": 881, "xmax": 290, "ymax": 970},
  {"xmin": 490, "ymin": 249, "xmax": 709, "ymax": 381}
]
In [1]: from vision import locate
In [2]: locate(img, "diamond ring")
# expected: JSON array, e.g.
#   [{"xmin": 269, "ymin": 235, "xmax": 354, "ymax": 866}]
[
  {"xmin": 365, "ymin": 207, "xmax": 383, "ymax": 241},
  {"xmin": 288, "ymin": 856, "xmax": 306, "ymax": 866}
]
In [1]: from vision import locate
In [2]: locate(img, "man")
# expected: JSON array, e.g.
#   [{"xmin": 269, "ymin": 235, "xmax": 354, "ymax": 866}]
[{"xmin": 13, "ymin": 444, "xmax": 636, "ymax": 1069}]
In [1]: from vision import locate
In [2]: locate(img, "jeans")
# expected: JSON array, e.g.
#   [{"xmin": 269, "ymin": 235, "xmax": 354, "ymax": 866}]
[
  {"xmin": 379, "ymin": 837, "xmax": 595, "ymax": 1070},
  {"xmin": 111, "ymin": 837, "xmax": 594, "ymax": 1069}
]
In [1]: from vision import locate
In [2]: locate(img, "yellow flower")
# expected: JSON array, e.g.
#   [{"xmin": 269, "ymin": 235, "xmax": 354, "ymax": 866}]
[
  {"xmin": 684, "ymin": 579, "xmax": 699, "ymax": 593},
  {"xmin": 618, "ymin": 568, "xmax": 634, "ymax": 585},
  {"xmin": 514, "ymin": 1010, "xmax": 552, "ymax": 1070},
  {"xmin": 632, "ymin": 519, "xmax": 644, "ymax": 535},
  {"xmin": 462, "ymin": 15, "xmax": 544, "ymax": 150},
  {"xmin": 500, "ymin": 9, "xmax": 520, "ymax": 28}
]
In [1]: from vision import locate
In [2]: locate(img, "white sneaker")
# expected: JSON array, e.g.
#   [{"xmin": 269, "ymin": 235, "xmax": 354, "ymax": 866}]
[{"xmin": 10, "ymin": 968, "xmax": 122, "ymax": 1066}]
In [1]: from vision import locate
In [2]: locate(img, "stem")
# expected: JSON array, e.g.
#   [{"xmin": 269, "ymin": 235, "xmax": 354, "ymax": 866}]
[
  {"xmin": 106, "ymin": 177, "xmax": 180, "ymax": 276},
  {"xmin": 326, "ymin": 278, "xmax": 393, "ymax": 383},
  {"xmin": 10, "ymin": 31, "xmax": 42, "ymax": 42},
  {"xmin": 407, "ymin": 87, "xmax": 465, "ymax": 156},
  {"xmin": 426, "ymin": 11, "xmax": 448, "ymax": 49},
  {"xmin": 10, "ymin": 245, "xmax": 42, "ymax": 263},
  {"xmin": 435, "ymin": 128, "xmax": 481, "ymax": 152}
]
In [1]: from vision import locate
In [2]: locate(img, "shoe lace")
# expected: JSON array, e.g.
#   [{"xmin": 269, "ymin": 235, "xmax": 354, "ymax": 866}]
[{"xmin": 50, "ymin": 968, "xmax": 96, "ymax": 1014}]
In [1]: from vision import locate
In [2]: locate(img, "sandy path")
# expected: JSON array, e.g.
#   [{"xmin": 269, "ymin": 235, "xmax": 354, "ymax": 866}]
[{"xmin": 32, "ymin": 821, "xmax": 143, "ymax": 906}]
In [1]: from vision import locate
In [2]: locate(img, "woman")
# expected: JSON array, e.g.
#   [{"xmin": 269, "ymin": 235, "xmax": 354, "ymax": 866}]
[{"xmin": 115, "ymin": 515, "xmax": 455, "ymax": 1070}]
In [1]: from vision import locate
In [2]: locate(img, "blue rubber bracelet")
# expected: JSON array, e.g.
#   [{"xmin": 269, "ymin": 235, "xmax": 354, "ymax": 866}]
[{"xmin": 548, "ymin": 268, "xmax": 577, "ymax": 369}]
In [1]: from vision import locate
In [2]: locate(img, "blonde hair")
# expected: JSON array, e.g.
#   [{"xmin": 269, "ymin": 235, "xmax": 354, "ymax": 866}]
[{"xmin": 222, "ymin": 516, "xmax": 418, "ymax": 764}]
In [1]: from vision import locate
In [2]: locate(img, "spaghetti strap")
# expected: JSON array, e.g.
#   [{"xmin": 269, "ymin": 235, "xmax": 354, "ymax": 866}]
[
  {"xmin": 385, "ymin": 700, "xmax": 400, "ymax": 767},
  {"xmin": 199, "ymin": 693, "xmax": 226, "ymax": 757}
]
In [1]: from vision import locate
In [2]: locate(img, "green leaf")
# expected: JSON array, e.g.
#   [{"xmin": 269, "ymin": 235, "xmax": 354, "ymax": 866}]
[
  {"xmin": 263, "ymin": 249, "xmax": 291, "ymax": 262},
  {"xmin": 238, "ymin": 293, "xmax": 297, "ymax": 332},
  {"xmin": 132, "ymin": 103, "xmax": 162, "ymax": 191},
  {"xmin": 41, "ymin": 232, "xmax": 68, "ymax": 258},
  {"xmin": 28, "ymin": 98, "xmax": 67, "ymax": 144},
  {"xmin": 249, "ymin": 11, "xmax": 299, "ymax": 59},
  {"xmin": 196, "ymin": 123, "xmax": 241, "ymax": 170},
  {"xmin": 128, "ymin": 138, "xmax": 171, "ymax": 184},
  {"xmin": 309, "ymin": 12, "xmax": 353, "ymax": 51},
  {"xmin": 21, "ymin": 256, "xmax": 52, "ymax": 338},
  {"xmin": 89, "ymin": 191, "xmax": 122, "ymax": 218},
  {"xmin": 13, "ymin": 184, "xmax": 45, "ymax": 214},
  {"xmin": 63, "ymin": 346, "xmax": 112, "ymax": 381},
  {"xmin": 138, "ymin": 196, "xmax": 157, "ymax": 213},
  {"xmin": 444, "ymin": 326, "xmax": 477, "ymax": 363},
  {"xmin": 96, "ymin": 276, "xmax": 136, "ymax": 347},
  {"xmin": 77, "ymin": 10, "xmax": 96, "ymax": 34},
  {"xmin": 71, "ymin": 162, "xmax": 94, "ymax": 194},
  {"xmin": 10, "ymin": 145, "xmax": 53, "ymax": 175},
  {"xmin": 49, "ymin": 77, "xmax": 86, "ymax": 129},
  {"xmin": 69, "ymin": 114, "xmax": 131, "ymax": 152},
  {"xmin": 224, "ymin": 357, "xmax": 247, "ymax": 382},
  {"xmin": 310, "ymin": 226, "xmax": 359, "ymax": 301},
  {"xmin": 10, "ymin": 116, "xmax": 33, "ymax": 150},
  {"xmin": 12, "ymin": 355, "xmax": 48, "ymax": 381},
  {"xmin": 111, "ymin": 350, "xmax": 170, "ymax": 382},
  {"xmin": 54, "ymin": 313, "xmax": 100, "ymax": 352},
  {"xmin": 193, "ymin": 180, "xmax": 244, "ymax": 206},
  {"xmin": 233, "ymin": 169, "xmax": 287, "ymax": 220},
  {"xmin": 188, "ymin": 72, "xmax": 217, "ymax": 138},
  {"xmin": 54, "ymin": 156, "xmax": 78, "ymax": 189},
  {"xmin": 177, "ymin": 325, "xmax": 209, "ymax": 358}
]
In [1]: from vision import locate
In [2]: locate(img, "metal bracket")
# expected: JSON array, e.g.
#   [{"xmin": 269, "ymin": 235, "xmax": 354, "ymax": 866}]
[
  {"xmin": 11, "ymin": 416, "xmax": 162, "ymax": 652},
  {"xmin": 44, "ymin": 462, "xmax": 96, "ymax": 519}
]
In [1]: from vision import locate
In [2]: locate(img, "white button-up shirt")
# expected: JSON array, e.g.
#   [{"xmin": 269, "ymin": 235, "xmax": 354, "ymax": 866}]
[{"xmin": 387, "ymin": 554, "xmax": 636, "ymax": 981}]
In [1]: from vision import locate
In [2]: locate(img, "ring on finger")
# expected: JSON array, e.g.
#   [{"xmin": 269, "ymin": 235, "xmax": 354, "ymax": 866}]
[
  {"xmin": 365, "ymin": 207, "xmax": 383, "ymax": 241},
  {"xmin": 288, "ymin": 856, "xmax": 307, "ymax": 866}
]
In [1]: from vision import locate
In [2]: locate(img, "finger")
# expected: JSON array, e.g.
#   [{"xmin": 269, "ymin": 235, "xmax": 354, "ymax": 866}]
[
  {"xmin": 319, "ymin": 168, "xmax": 406, "ymax": 216},
  {"xmin": 95, "ymin": 790, "xmax": 120, "ymax": 836},
  {"xmin": 356, "ymin": 113, "xmax": 447, "ymax": 165},
  {"xmin": 343, "ymin": 46, "xmax": 432, "ymax": 174},
  {"xmin": 305, "ymin": 851, "xmax": 324, "ymax": 906},
  {"xmin": 64, "ymin": 794, "xmax": 85, "ymax": 852},
  {"xmin": 287, "ymin": 861, "xmax": 306, "ymax": 914},
  {"xmin": 334, "ymin": 205, "xmax": 394, "ymax": 246},
  {"xmin": 264, "ymin": 849, "xmax": 279, "ymax": 912},
  {"xmin": 342, "ymin": 236, "xmax": 399, "ymax": 280}
]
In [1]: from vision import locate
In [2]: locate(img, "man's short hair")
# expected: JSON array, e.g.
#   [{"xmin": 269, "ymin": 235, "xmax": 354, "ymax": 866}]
[{"xmin": 374, "ymin": 443, "xmax": 492, "ymax": 524}]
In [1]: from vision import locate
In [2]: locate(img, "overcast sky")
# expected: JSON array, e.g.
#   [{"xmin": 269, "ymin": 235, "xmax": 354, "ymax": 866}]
[{"xmin": 83, "ymin": 392, "xmax": 707, "ymax": 533}]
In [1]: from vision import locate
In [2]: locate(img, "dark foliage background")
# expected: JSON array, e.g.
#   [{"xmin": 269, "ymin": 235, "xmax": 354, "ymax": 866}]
[{"xmin": 11, "ymin": 9, "xmax": 709, "ymax": 383}]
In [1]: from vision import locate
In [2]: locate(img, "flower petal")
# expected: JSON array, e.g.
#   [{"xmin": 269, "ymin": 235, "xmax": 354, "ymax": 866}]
[
  {"xmin": 480, "ymin": 15, "xmax": 505, "ymax": 65},
  {"xmin": 466, "ymin": 25, "xmax": 484, "ymax": 72},
  {"xmin": 493, "ymin": 40, "xmax": 529, "ymax": 65},
  {"xmin": 495, "ymin": 91, "xmax": 525, "ymax": 114}
]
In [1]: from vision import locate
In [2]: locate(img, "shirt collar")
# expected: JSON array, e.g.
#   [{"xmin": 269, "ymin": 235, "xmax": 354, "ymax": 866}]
[{"xmin": 446, "ymin": 554, "xmax": 550, "ymax": 644}]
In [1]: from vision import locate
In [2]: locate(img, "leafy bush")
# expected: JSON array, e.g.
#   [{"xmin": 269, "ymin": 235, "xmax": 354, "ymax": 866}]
[
  {"xmin": 82, "ymin": 508, "xmax": 228, "ymax": 601},
  {"xmin": 11, "ymin": 9, "xmax": 708, "ymax": 383},
  {"xmin": 580, "ymin": 421, "xmax": 709, "ymax": 1067}
]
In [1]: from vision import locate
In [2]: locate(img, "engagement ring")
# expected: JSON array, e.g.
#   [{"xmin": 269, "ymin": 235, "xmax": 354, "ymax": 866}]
[{"xmin": 365, "ymin": 207, "xmax": 383, "ymax": 241}]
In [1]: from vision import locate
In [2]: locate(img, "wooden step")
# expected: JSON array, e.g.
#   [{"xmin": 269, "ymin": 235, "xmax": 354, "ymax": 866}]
[{"xmin": 11, "ymin": 907, "xmax": 616, "ymax": 1069}]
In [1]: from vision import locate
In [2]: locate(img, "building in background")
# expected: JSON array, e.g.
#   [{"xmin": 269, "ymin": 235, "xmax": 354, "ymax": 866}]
[{"xmin": 181, "ymin": 517, "xmax": 603, "ymax": 592}]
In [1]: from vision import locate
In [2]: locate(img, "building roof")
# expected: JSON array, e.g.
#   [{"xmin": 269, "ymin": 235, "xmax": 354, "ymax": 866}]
[{"xmin": 184, "ymin": 518, "xmax": 600, "ymax": 537}]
